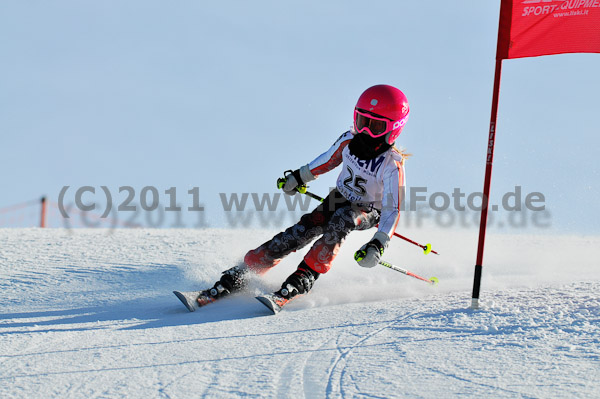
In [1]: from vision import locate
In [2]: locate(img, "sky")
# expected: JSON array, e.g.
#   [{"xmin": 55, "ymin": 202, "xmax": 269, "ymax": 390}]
[{"xmin": 0, "ymin": 0, "xmax": 599, "ymax": 234}]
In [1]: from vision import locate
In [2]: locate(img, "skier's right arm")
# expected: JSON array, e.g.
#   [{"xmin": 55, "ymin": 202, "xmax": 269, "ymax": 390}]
[{"xmin": 282, "ymin": 131, "xmax": 353, "ymax": 195}]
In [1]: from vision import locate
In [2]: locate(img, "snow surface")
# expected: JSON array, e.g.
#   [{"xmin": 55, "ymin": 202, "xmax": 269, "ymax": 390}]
[{"xmin": 1, "ymin": 227, "xmax": 599, "ymax": 398}]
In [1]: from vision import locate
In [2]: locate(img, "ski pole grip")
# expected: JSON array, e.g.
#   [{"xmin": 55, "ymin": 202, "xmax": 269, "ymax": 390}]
[
  {"xmin": 277, "ymin": 170, "xmax": 308, "ymax": 194},
  {"xmin": 354, "ymin": 249, "xmax": 367, "ymax": 262},
  {"xmin": 277, "ymin": 177, "xmax": 287, "ymax": 190}
]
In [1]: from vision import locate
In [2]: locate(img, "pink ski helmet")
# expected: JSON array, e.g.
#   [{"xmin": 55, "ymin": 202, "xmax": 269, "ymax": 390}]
[{"xmin": 353, "ymin": 84, "xmax": 410, "ymax": 145}]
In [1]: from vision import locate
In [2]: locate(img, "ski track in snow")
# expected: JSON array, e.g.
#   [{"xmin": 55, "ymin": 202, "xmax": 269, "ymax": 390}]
[{"xmin": 1, "ymin": 228, "xmax": 599, "ymax": 398}]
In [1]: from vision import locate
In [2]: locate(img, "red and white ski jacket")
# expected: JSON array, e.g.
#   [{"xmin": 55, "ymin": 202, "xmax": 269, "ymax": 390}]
[{"xmin": 298, "ymin": 130, "xmax": 406, "ymax": 239}]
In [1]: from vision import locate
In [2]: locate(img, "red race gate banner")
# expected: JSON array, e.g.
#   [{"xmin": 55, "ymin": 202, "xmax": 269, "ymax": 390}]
[
  {"xmin": 497, "ymin": 0, "xmax": 600, "ymax": 59},
  {"xmin": 472, "ymin": 0, "xmax": 600, "ymax": 308}
]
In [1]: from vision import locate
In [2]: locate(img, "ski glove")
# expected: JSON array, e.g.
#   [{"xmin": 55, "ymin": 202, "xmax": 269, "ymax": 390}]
[
  {"xmin": 278, "ymin": 165, "xmax": 316, "ymax": 196},
  {"xmin": 281, "ymin": 170, "xmax": 303, "ymax": 195},
  {"xmin": 355, "ymin": 231, "xmax": 390, "ymax": 268}
]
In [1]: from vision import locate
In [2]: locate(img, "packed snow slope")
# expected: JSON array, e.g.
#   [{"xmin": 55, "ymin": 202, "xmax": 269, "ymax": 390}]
[{"xmin": 1, "ymin": 228, "xmax": 599, "ymax": 398}]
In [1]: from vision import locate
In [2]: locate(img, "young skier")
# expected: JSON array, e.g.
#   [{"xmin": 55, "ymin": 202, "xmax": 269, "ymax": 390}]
[{"xmin": 196, "ymin": 84, "xmax": 408, "ymax": 311}]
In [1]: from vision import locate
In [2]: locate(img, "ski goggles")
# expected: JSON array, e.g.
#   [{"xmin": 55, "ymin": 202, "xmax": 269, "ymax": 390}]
[{"xmin": 354, "ymin": 108, "xmax": 408, "ymax": 138}]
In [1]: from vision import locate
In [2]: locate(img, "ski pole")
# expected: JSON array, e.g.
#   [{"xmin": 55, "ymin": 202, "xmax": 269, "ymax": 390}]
[
  {"xmin": 303, "ymin": 188, "xmax": 438, "ymax": 255},
  {"xmin": 277, "ymin": 175, "xmax": 439, "ymax": 255},
  {"xmin": 303, "ymin": 192, "xmax": 438, "ymax": 254},
  {"xmin": 391, "ymin": 232, "xmax": 438, "ymax": 255},
  {"xmin": 301, "ymin": 190, "xmax": 324, "ymax": 203},
  {"xmin": 378, "ymin": 260, "xmax": 439, "ymax": 286}
]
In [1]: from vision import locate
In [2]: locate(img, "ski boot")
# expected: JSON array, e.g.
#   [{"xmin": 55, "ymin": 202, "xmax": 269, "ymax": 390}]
[
  {"xmin": 173, "ymin": 264, "xmax": 250, "ymax": 312},
  {"xmin": 256, "ymin": 262, "xmax": 319, "ymax": 314},
  {"xmin": 208, "ymin": 264, "xmax": 249, "ymax": 300}
]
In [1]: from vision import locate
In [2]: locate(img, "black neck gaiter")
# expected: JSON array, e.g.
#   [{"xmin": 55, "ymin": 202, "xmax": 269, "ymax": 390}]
[{"xmin": 348, "ymin": 133, "xmax": 392, "ymax": 160}]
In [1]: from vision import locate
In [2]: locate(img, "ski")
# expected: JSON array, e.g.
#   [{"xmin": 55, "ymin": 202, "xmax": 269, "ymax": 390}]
[
  {"xmin": 173, "ymin": 290, "xmax": 217, "ymax": 312},
  {"xmin": 256, "ymin": 292, "xmax": 294, "ymax": 315}
]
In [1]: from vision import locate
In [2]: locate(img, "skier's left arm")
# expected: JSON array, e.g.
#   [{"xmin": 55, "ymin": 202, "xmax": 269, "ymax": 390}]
[{"xmin": 355, "ymin": 159, "xmax": 406, "ymax": 268}]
